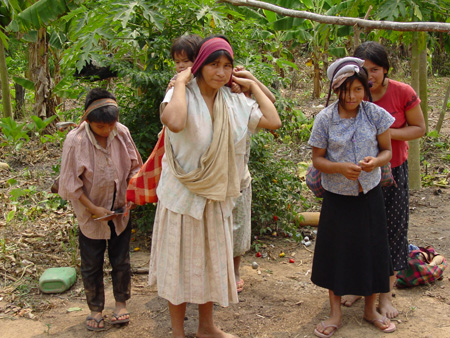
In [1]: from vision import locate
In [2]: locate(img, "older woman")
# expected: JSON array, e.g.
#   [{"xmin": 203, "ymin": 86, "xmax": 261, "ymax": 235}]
[{"xmin": 148, "ymin": 35, "xmax": 281, "ymax": 338}]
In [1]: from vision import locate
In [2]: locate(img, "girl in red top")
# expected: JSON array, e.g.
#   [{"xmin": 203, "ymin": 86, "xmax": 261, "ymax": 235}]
[{"xmin": 342, "ymin": 41, "xmax": 426, "ymax": 319}]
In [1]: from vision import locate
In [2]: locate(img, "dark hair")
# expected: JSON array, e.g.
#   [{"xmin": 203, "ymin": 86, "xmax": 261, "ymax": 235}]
[
  {"xmin": 170, "ymin": 34, "xmax": 202, "ymax": 62},
  {"xmin": 195, "ymin": 35, "xmax": 233, "ymax": 80},
  {"xmin": 354, "ymin": 41, "xmax": 390, "ymax": 80},
  {"xmin": 336, "ymin": 67, "xmax": 373, "ymax": 103},
  {"xmin": 84, "ymin": 88, "xmax": 119, "ymax": 123}
]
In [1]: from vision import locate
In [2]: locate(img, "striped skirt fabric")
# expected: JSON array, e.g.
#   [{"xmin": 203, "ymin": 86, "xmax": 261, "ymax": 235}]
[{"xmin": 148, "ymin": 201, "xmax": 238, "ymax": 306}]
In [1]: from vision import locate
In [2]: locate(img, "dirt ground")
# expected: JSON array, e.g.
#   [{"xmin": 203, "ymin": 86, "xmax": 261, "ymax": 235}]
[{"xmin": 1, "ymin": 186, "xmax": 450, "ymax": 337}]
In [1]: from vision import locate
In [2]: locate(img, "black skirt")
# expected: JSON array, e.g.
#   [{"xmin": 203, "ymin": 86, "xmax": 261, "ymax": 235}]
[{"xmin": 311, "ymin": 185, "xmax": 393, "ymax": 296}]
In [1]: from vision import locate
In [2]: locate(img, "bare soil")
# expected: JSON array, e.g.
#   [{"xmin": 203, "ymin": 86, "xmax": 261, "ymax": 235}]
[{"xmin": 1, "ymin": 74, "xmax": 450, "ymax": 337}]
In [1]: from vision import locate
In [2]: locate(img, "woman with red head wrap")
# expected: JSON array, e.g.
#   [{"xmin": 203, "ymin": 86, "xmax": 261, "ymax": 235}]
[{"xmin": 148, "ymin": 35, "xmax": 281, "ymax": 338}]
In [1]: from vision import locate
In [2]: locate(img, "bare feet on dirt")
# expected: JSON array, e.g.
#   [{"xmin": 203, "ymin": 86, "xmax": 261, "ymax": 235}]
[
  {"xmin": 378, "ymin": 292, "xmax": 399, "ymax": 319},
  {"xmin": 196, "ymin": 326, "xmax": 239, "ymax": 338},
  {"xmin": 340, "ymin": 295, "xmax": 362, "ymax": 307}
]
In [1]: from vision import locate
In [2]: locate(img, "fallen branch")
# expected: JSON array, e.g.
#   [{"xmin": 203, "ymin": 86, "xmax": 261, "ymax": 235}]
[{"xmin": 219, "ymin": 0, "xmax": 450, "ymax": 32}]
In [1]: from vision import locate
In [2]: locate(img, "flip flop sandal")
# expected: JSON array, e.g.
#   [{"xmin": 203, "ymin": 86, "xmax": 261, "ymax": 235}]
[
  {"xmin": 111, "ymin": 312, "xmax": 131, "ymax": 325},
  {"xmin": 313, "ymin": 321, "xmax": 342, "ymax": 338},
  {"xmin": 85, "ymin": 315, "xmax": 108, "ymax": 331},
  {"xmin": 364, "ymin": 316, "xmax": 396, "ymax": 333}
]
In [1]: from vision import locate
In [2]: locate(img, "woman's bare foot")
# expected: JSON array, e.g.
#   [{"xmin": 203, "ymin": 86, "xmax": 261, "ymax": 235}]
[
  {"xmin": 196, "ymin": 326, "xmax": 238, "ymax": 338},
  {"xmin": 340, "ymin": 295, "xmax": 362, "ymax": 307},
  {"xmin": 378, "ymin": 293, "xmax": 399, "ymax": 318}
]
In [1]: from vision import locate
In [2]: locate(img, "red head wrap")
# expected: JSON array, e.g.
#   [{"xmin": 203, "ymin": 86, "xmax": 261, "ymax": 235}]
[{"xmin": 191, "ymin": 37, "xmax": 234, "ymax": 86}]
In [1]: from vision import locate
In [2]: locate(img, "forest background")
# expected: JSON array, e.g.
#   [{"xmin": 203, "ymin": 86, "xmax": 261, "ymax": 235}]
[{"xmin": 0, "ymin": 0, "xmax": 450, "ymax": 329}]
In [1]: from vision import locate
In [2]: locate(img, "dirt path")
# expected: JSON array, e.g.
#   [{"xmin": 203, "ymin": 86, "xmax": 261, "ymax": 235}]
[{"xmin": 1, "ymin": 186, "xmax": 450, "ymax": 338}]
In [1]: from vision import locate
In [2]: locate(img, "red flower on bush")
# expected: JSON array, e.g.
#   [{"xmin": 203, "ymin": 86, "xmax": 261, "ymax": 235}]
[{"xmin": 273, "ymin": 215, "xmax": 278, "ymax": 222}]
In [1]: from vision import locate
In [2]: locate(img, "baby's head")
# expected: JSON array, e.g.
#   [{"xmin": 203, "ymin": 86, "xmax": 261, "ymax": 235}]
[
  {"xmin": 83, "ymin": 88, "xmax": 119, "ymax": 138},
  {"xmin": 170, "ymin": 34, "xmax": 202, "ymax": 73}
]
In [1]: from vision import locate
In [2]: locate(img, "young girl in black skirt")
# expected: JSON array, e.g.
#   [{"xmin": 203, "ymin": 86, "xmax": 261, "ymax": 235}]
[{"xmin": 308, "ymin": 57, "xmax": 396, "ymax": 337}]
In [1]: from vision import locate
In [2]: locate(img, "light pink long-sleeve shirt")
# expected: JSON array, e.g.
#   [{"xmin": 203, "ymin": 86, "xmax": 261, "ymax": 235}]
[{"xmin": 59, "ymin": 122, "xmax": 143, "ymax": 239}]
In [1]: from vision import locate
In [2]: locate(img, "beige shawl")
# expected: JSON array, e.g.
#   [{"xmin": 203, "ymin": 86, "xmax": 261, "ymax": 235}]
[{"xmin": 164, "ymin": 89, "xmax": 240, "ymax": 201}]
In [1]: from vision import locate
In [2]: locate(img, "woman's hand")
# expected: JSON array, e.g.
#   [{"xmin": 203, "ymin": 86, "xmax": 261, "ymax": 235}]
[
  {"xmin": 161, "ymin": 68, "xmax": 190, "ymax": 132},
  {"xmin": 358, "ymin": 156, "xmax": 377, "ymax": 172},
  {"xmin": 339, "ymin": 162, "xmax": 362, "ymax": 180}
]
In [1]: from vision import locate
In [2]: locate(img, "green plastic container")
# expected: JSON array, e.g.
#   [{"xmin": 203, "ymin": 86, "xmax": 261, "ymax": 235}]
[{"xmin": 39, "ymin": 267, "xmax": 77, "ymax": 294}]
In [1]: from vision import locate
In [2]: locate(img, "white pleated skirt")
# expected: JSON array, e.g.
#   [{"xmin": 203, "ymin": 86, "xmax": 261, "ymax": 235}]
[{"xmin": 148, "ymin": 201, "xmax": 238, "ymax": 307}]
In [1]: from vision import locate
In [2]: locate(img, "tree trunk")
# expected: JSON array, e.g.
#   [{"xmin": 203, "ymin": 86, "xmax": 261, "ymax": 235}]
[
  {"xmin": 312, "ymin": 47, "xmax": 321, "ymax": 99},
  {"xmin": 419, "ymin": 32, "xmax": 428, "ymax": 134},
  {"xmin": 408, "ymin": 32, "xmax": 421, "ymax": 191},
  {"xmin": 29, "ymin": 27, "xmax": 56, "ymax": 118},
  {"xmin": 0, "ymin": 37, "xmax": 13, "ymax": 119},
  {"xmin": 435, "ymin": 80, "xmax": 450, "ymax": 134},
  {"xmin": 14, "ymin": 83, "xmax": 26, "ymax": 119}
]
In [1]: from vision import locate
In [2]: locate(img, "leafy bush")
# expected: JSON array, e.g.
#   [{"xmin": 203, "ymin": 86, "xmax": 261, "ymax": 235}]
[
  {"xmin": 0, "ymin": 117, "xmax": 30, "ymax": 151},
  {"xmin": 249, "ymin": 131, "xmax": 304, "ymax": 242}
]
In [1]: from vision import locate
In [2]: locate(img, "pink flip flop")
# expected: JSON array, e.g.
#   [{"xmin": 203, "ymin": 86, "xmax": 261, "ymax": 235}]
[
  {"xmin": 364, "ymin": 316, "xmax": 396, "ymax": 333},
  {"xmin": 313, "ymin": 321, "xmax": 342, "ymax": 338}
]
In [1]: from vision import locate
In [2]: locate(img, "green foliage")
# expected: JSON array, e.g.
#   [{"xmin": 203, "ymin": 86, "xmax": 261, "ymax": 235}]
[
  {"xmin": 275, "ymin": 97, "xmax": 314, "ymax": 143},
  {"xmin": 7, "ymin": 0, "xmax": 78, "ymax": 32},
  {"xmin": 132, "ymin": 203, "xmax": 157, "ymax": 233},
  {"xmin": 0, "ymin": 117, "xmax": 30, "ymax": 150},
  {"xmin": 12, "ymin": 76, "xmax": 34, "ymax": 90},
  {"xmin": 249, "ymin": 131, "xmax": 304, "ymax": 242},
  {"xmin": 5, "ymin": 180, "xmax": 66, "ymax": 223},
  {"xmin": 29, "ymin": 115, "xmax": 57, "ymax": 134}
]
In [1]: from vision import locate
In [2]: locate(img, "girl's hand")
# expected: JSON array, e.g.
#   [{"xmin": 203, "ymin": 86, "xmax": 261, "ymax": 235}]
[
  {"xmin": 231, "ymin": 75, "xmax": 255, "ymax": 93},
  {"xmin": 340, "ymin": 162, "xmax": 362, "ymax": 180},
  {"xmin": 91, "ymin": 206, "xmax": 115, "ymax": 221},
  {"xmin": 166, "ymin": 79, "xmax": 176, "ymax": 92},
  {"xmin": 233, "ymin": 69, "xmax": 253, "ymax": 80},
  {"xmin": 358, "ymin": 156, "xmax": 376, "ymax": 172},
  {"xmin": 230, "ymin": 81, "xmax": 243, "ymax": 94},
  {"xmin": 176, "ymin": 67, "xmax": 192, "ymax": 85}
]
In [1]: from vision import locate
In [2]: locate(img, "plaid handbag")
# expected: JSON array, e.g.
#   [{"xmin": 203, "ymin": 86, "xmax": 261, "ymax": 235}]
[
  {"xmin": 380, "ymin": 163, "xmax": 397, "ymax": 188},
  {"xmin": 306, "ymin": 165, "xmax": 325, "ymax": 198},
  {"xmin": 305, "ymin": 163, "xmax": 396, "ymax": 198},
  {"xmin": 126, "ymin": 127, "xmax": 165, "ymax": 205},
  {"xmin": 396, "ymin": 246, "xmax": 447, "ymax": 288}
]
